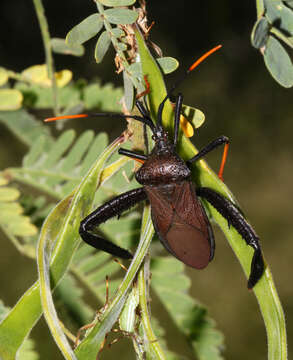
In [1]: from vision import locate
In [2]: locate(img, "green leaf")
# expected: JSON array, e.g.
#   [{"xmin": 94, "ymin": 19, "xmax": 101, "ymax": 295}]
[
  {"xmin": 75, "ymin": 206, "xmax": 154, "ymax": 359},
  {"xmin": 18, "ymin": 339, "xmax": 39, "ymax": 360},
  {"xmin": 251, "ymin": 17, "xmax": 270, "ymax": 49},
  {"xmin": 8, "ymin": 131, "xmax": 110, "ymax": 199},
  {"xmin": 15, "ymin": 82, "xmax": 81, "ymax": 109},
  {"xmin": 137, "ymin": 265, "xmax": 168, "ymax": 359},
  {"xmin": 134, "ymin": 26, "xmax": 171, "ymax": 125},
  {"xmin": 182, "ymin": 104, "xmax": 205, "ymax": 129},
  {"xmin": 157, "ymin": 57, "xmax": 179, "ymax": 74},
  {"xmin": 104, "ymin": 8, "xmax": 138, "ymax": 25},
  {"xmin": 51, "ymin": 37, "xmax": 85, "ymax": 56},
  {"xmin": 285, "ymin": 0, "xmax": 293, "ymax": 9},
  {"xmin": 0, "ymin": 109, "xmax": 52, "ymax": 147},
  {"xmin": 0, "ymin": 89, "xmax": 23, "ymax": 110},
  {"xmin": 0, "ymin": 136, "xmax": 124, "ymax": 360},
  {"xmin": 111, "ymin": 27, "xmax": 125, "ymax": 38},
  {"xmin": 83, "ymin": 82, "xmax": 123, "ymax": 111},
  {"xmin": 55, "ymin": 274, "xmax": 92, "ymax": 326},
  {"xmin": 66, "ymin": 13, "xmax": 103, "ymax": 46},
  {"xmin": 0, "ymin": 300, "xmax": 39, "ymax": 360},
  {"xmin": 128, "ymin": 62, "xmax": 141, "ymax": 78},
  {"xmin": 135, "ymin": 25, "xmax": 287, "ymax": 360},
  {"xmin": 119, "ymin": 284, "xmax": 139, "ymax": 333},
  {"xmin": 99, "ymin": 0, "xmax": 136, "ymax": 5},
  {"xmin": 264, "ymin": 0, "xmax": 293, "ymax": 35},
  {"xmin": 94, "ymin": 31, "xmax": 111, "ymax": 63},
  {"xmin": 151, "ymin": 257, "xmax": 224, "ymax": 360},
  {"xmin": 264, "ymin": 35, "xmax": 293, "ymax": 87},
  {"xmin": 71, "ymin": 246, "xmax": 122, "ymax": 301},
  {"xmin": 0, "ymin": 67, "xmax": 9, "ymax": 86}
]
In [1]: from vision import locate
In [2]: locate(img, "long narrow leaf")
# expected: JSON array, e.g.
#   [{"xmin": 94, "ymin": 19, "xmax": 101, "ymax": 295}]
[
  {"xmin": 134, "ymin": 25, "xmax": 287, "ymax": 360},
  {"xmin": 0, "ymin": 136, "xmax": 124, "ymax": 360},
  {"xmin": 74, "ymin": 205, "xmax": 154, "ymax": 360}
]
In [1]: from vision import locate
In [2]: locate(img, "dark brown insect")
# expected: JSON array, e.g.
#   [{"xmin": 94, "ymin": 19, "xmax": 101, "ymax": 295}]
[{"xmin": 45, "ymin": 46, "xmax": 264, "ymax": 288}]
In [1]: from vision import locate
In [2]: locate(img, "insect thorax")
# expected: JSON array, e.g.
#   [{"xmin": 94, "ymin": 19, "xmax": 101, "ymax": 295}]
[{"xmin": 135, "ymin": 144, "xmax": 191, "ymax": 186}]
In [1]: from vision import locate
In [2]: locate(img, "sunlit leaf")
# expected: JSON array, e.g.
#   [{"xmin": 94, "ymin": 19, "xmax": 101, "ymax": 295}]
[
  {"xmin": 182, "ymin": 103, "xmax": 205, "ymax": 129},
  {"xmin": 55, "ymin": 70, "xmax": 73, "ymax": 87},
  {"xmin": 0, "ymin": 89, "xmax": 23, "ymax": 110},
  {"xmin": 0, "ymin": 67, "xmax": 9, "ymax": 86},
  {"xmin": 0, "ymin": 187, "xmax": 20, "ymax": 202},
  {"xmin": 0, "ymin": 181, "xmax": 38, "ymax": 238},
  {"xmin": 21, "ymin": 65, "xmax": 72, "ymax": 88},
  {"xmin": 22, "ymin": 65, "xmax": 51, "ymax": 86}
]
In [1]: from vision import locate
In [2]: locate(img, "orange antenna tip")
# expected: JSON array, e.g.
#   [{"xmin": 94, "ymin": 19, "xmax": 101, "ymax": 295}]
[
  {"xmin": 44, "ymin": 114, "xmax": 89, "ymax": 122},
  {"xmin": 189, "ymin": 44, "xmax": 222, "ymax": 72}
]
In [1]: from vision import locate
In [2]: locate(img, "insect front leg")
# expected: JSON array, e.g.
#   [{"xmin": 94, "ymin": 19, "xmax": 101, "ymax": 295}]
[
  {"xmin": 186, "ymin": 135, "xmax": 229, "ymax": 181},
  {"xmin": 197, "ymin": 187, "xmax": 264, "ymax": 288},
  {"xmin": 79, "ymin": 187, "xmax": 147, "ymax": 259}
]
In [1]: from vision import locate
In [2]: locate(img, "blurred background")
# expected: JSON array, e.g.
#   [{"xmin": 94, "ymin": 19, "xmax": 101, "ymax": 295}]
[{"xmin": 0, "ymin": 0, "xmax": 292, "ymax": 359}]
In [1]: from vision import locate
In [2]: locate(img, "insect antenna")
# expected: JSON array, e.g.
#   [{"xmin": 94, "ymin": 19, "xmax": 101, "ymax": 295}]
[
  {"xmin": 44, "ymin": 111, "xmax": 156, "ymax": 133},
  {"xmin": 156, "ymin": 44, "xmax": 222, "ymax": 128}
]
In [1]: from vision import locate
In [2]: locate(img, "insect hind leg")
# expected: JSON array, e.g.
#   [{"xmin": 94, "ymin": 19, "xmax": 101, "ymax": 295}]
[
  {"xmin": 197, "ymin": 187, "xmax": 264, "ymax": 288},
  {"xmin": 79, "ymin": 187, "xmax": 147, "ymax": 258}
]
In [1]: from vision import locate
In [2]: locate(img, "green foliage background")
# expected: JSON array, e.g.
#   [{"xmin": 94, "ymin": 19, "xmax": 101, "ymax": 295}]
[{"xmin": 0, "ymin": 1, "xmax": 292, "ymax": 359}]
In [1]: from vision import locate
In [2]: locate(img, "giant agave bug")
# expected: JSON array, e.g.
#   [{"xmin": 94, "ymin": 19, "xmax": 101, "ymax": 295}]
[{"xmin": 46, "ymin": 46, "xmax": 264, "ymax": 288}]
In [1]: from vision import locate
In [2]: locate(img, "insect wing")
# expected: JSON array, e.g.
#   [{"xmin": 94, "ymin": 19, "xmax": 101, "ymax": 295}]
[{"xmin": 145, "ymin": 182, "xmax": 214, "ymax": 269}]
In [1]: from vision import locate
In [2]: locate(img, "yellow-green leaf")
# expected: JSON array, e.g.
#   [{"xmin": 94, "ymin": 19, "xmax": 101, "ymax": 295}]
[
  {"xmin": 55, "ymin": 70, "xmax": 73, "ymax": 87},
  {"xmin": 0, "ymin": 68, "xmax": 9, "ymax": 86},
  {"xmin": 0, "ymin": 89, "xmax": 23, "ymax": 110},
  {"xmin": 22, "ymin": 65, "xmax": 72, "ymax": 88},
  {"xmin": 22, "ymin": 65, "xmax": 51, "ymax": 86}
]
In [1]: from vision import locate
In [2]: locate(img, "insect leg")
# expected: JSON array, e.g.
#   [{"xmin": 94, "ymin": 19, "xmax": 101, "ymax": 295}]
[
  {"xmin": 186, "ymin": 136, "xmax": 229, "ymax": 180},
  {"xmin": 174, "ymin": 93, "xmax": 183, "ymax": 147},
  {"xmin": 197, "ymin": 187, "xmax": 264, "ymax": 288},
  {"xmin": 118, "ymin": 148, "xmax": 147, "ymax": 162},
  {"xmin": 79, "ymin": 187, "xmax": 147, "ymax": 258},
  {"xmin": 135, "ymin": 99, "xmax": 151, "ymax": 118}
]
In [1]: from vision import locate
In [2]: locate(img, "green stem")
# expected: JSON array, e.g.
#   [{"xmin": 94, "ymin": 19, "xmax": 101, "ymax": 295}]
[
  {"xmin": 138, "ymin": 259, "xmax": 166, "ymax": 359},
  {"xmin": 32, "ymin": 0, "xmax": 59, "ymax": 115},
  {"xmin": 256, "ymin": 0, "xmax": 265, "ymax": 18},
  {"xmin": 75, "ymin": 206, "xmax": 154, "ymax": 359},
  {"xmin": 270, "ymin": 27, "xmax": 293, "ymax": 49},
  {"xmin": 94, "ymin": 0, "xmax": 139, "ymax": 88}
]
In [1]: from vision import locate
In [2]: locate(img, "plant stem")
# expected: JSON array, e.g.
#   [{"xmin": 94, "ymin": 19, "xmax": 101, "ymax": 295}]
[
  {"xmin": 256, "ymin": 0, "xmax": 265, "ymax": 18},
  {"xmin": 94, "ymin": 0, "xmax": 139, "ymax": 88},
  {"xmin": 32, "ymin": 0, "xmax": 60, "ymax": 115},
  {"xmin": 138, "ymin": 259, "xmax": 166, "ymax": 359}
]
